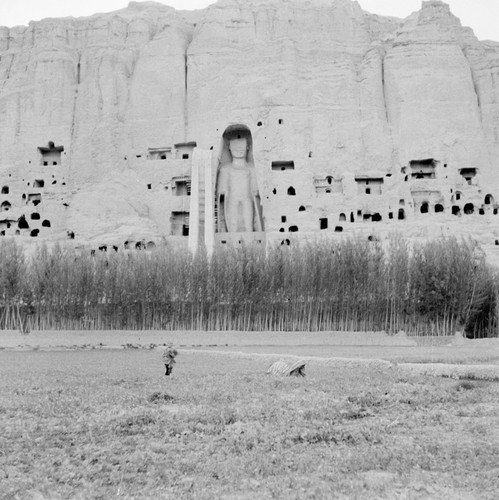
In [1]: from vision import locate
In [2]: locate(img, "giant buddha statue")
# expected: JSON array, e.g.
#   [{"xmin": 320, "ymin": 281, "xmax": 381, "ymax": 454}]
[{"xmin": 216, "ymin": 126, "xmax": 263, "ymax": 233}]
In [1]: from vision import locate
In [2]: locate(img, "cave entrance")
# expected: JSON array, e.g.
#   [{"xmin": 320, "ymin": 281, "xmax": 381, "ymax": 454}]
[
  {"xmin": 485, "ymin": 194, "xmax": 494, "ymax": 205},
  {"xmin": 174, "ymin": 141, "xmax": 197, "ymax": 160},
  {"xmin": 173, "ymin": 177, "xmax": 191, "ymax": 196},
  {"xmin": 460, "ymin": 168, "xmax": 477, "ymax": 185},
  {"xmin": 27, "ymin": 193, "xmax": 42, "ymax": 206},
  {"xmin": 355, "ymin": 177, "xmax": 383, "ymax": 195},
  {"xmin": 38, "ymin": 141, "xmax": 64, "ymax": 166},
  {"xmin": 148, "ymin": 147, "xmax": 172, "ymax": 160},
  {"xmin": 464, "ymin": 203, "xmax": 474, "ymax": 215},
  {"xmin": 272, "ymin": 161, "xmax": 294, "ymax": 171},
  {"xmin": 410, "ymin": 159, "xmax": 436, "ymax": 179},
  {"xmin": 171, "ymin": 211, "xmax": 190, "ymax": 236}
]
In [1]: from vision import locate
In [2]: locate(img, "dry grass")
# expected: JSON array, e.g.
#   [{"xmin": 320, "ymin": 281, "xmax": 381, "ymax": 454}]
[{"xmin": 1, "ymin": 349, "xmax": 498, "ymax": 499}]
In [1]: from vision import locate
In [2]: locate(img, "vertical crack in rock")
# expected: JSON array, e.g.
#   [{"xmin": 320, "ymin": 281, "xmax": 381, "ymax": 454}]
[
  {"xmin": 96, "ymin": 57, "xmax": 104, "ymax": 111},
  {"xmin": 5, "ymin": 53, "xmax": 14, "ymax": 82},
  {"xmin": 70, "ymin": 53, "xmax": 81, "ymax": 143},
  {"xmin": 252, "ymin": 10, "xmax": 257, "ymax": 34},
  {"xmin": 76, "ymin": 60, "xmax": 81, "ymax": 85},
  {"xmin": 461, "ymin": 47, "xmax": 483, "ymax": 123},
  {"xmin": 184, "ymin": 26, "xmax": 194, "ymax": 142},
  {"xmin": 380, "ymin": 48, "xmax": 390, "ymax": 125},
  {"xmin": 184, "ymin": 50, "xmax": 188, "ymax": 140},
  {"xmin": 15, "ymin": 95, "xmax": 21, "ymax": 137}
]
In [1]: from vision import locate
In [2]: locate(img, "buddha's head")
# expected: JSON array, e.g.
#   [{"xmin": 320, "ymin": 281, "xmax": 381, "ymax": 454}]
[{"xmin": 229, "ymin": 136, "xmax": 248, "ymax": 160}]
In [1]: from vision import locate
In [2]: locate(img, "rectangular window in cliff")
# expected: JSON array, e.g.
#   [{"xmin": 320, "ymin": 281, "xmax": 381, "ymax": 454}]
[
  {"xmin": 272, "ymin": 161, "xmax": 295, "ymax": 171},
  {"xmin": 320, "ymin": 218, "xmax": 328, "ymax": 230},
  {"xmin": 174, "ymin": 141, "xmax": 197, "ymax": 160},
  {"xmin": 171, "ymin": 211, "xmax": 189, "ymax": 236},
  {"xmin": 38, "ymin": 141, "xmax": 64, "ymax": 166},
  {"xmin": 410, "ymin": 159, "xmax": 436, "ymax": 179},
  {"xmin": 27, "ymin": 193, "xmax": 42, "ymax": 206},
  {"xmin": 173, "ymin": 177, "xmax": 191, "ymax": 196},
  {"xmin": 314, "ymin": 177, "xmax": 343, "ymax": 194},
  {"xmin": 459, "ymin": 168, "xmax": 477, "ymax": 185},
  {"xmin": 34, "ymin": 179, "xmax": 44, "ymax": 188},
  {"xmin": 355, "ymin": 178, "xmax": 383, "ymax": 195},
  {"xmin": 148, "ymin": 147, "xmax": 172, "ymax": 160}
]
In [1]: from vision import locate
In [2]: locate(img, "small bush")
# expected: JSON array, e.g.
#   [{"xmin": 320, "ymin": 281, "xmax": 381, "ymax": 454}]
[
  {"xmin": 148, "ymin": 392, "xmax": 175, "ymax": 404},
  {"xmin": 114, "ymin": 414, "xmax": 156, "ymax": 435},
  {"xmin": 454, "ymin": 381, "xmax": 476, "ymax": 391}
]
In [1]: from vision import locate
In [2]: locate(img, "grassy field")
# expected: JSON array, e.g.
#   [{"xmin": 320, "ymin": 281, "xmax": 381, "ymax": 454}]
[{"xmin": 1, "ymin": 349, "xmax": 498, "ymax": 499}]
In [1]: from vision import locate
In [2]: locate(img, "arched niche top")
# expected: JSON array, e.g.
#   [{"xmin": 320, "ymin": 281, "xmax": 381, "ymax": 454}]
[
  {"xmin": 223, "ymin": 123, "xmax": 251, "ymax": 138},
  {"xmin": 218, "ymin": 124, "xmax": 254, "ymax": 165}
]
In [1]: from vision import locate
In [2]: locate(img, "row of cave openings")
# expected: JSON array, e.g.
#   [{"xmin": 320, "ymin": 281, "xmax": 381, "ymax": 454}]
[
  {"xmin": 146, "ymin": 177, "xmax": 192, "ymax": 196},
  {"xmin": 145, "ymin": 117, "xmax": 287, "ymax": 163},
  {"xmin": 219, "ymin": 238, "xmax": 264, "ymax": 245},
  {"xmin": 0, "ymin": 169, "xmax": 68, "ymax": 216},
  {"xmin": 0, "ymin": 141, "xmax": 67, "ymax": 234},
  {"xmin": 401, "ymin": 160, "xmax": 477, "ymax": 185},
  {"xmin": 144, "ymin": 143, "xmax": 195, "ymax": 194},
  {"xmin": 92, "ymin": 241, "xmax": 157, "ymax": 254},
  {"xmin": 145, "ymin": 142, "xmax": 196, "ymax": 161},
  {"xmin": 1, "ymin": 193, "xmax": 42, "ymax": 211},
  {"xmin": 277, "ymin": 193, "xmax": 497, "ymax": 234},
  {"xmin": 144, "ymin": 120, "xmax": 286, "ymax": 164},
  {"xmin": 276, "ymin": 209, "xmax": 396, "ymax": 235},
  {"xmin": 271, "ymin": 159, "xmax": 480, "ymax": 197},
  {"xmin": 0, "ymin": 214, "xmax": 52, "ymax": 237},
  {"xmin": 1, "ymin": 144, "xmax": 67, "ymax": 237},
  {"xmin": 414, "ymin": 192, "xmax": 496, "ymax": 216},
  {"xmin": 279, "ymin": 234, "xmax": 379, "ymax": 247}
]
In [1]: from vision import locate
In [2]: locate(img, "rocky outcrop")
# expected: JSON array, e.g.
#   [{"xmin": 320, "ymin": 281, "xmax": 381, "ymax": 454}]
[{"xmin": 0, "ymin": 0, "xmax": 498, "ymax": 258}]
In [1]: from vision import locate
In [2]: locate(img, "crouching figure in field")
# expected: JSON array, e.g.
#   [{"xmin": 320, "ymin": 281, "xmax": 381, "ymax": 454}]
[
  {"xmin": 162, "ymin": 344, "xmax": 178, "ymax": 376},
  {"xmin": 267, "ymin": 359, "xmax": 307, "ymax": 377}
]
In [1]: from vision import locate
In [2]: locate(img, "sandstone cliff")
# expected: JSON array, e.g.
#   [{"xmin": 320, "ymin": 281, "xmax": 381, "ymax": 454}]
[{"xmin": 0, "ymin": 0, "xmax": 498, "ymax": 258}]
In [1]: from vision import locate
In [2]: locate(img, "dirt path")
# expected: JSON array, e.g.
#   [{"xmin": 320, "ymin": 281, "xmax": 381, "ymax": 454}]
[{"xmin": 1, "ymin": 329, "xmax": 498, "ymax": 366}]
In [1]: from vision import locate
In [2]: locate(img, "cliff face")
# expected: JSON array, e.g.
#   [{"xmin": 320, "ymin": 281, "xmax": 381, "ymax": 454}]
[{"xmin": 0, "ymin": 0, "xmax": 498, "ymax": 255}]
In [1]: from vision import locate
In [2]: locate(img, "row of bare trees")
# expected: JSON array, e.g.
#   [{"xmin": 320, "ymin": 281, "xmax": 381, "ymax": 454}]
[{"xmin": 0, "ymin": 236, "xmax": 496, "ymax": 336}]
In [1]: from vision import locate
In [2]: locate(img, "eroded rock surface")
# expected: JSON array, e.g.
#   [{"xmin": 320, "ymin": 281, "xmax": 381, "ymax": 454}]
[{"xmin": 0, "ymin": 0, "xmax": 498, "ymax": 259}]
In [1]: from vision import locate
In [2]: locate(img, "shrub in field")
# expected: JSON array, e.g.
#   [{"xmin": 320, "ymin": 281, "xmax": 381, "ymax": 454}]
[
  {"xmin": 0, "ymin": 236, "xmax": 496, "ymax": 336},
  {"xmin": 148, "ymin": 392, "xmax": 175, "ymax": 403}
]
